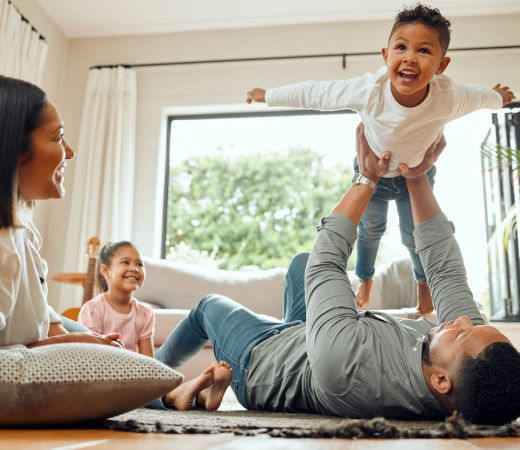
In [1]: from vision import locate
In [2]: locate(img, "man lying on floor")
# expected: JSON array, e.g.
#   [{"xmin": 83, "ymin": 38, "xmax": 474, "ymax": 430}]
[{"xmin": 154, "ymin": 125, "xmax": 520, "ymax": 425}]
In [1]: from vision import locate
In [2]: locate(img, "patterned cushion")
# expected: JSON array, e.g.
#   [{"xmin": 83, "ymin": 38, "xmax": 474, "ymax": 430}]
[{"xmin": 0, "ymin": 343, "xmax": 182, "ymax": 425}]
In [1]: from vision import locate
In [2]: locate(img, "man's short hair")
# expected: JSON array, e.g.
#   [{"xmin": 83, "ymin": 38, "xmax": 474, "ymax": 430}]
[
  {"xmin": 455, "ymin": 342, "xmax": 520, "ymax": 424},
  {"xmin": 389, "ymin": 3, "xmax": 451, "ymax": 54}
]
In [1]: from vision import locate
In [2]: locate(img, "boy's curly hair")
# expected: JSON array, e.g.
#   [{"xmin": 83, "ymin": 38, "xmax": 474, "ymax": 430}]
[{"xmin": 389, "ymin": 3, "xmax": 451, "ymax": 54}]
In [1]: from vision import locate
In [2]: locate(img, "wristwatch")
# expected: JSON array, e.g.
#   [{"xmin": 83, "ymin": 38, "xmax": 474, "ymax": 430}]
[{"xmin": 352, "ymin": 173, "xmax": 377, "ymax": 192}]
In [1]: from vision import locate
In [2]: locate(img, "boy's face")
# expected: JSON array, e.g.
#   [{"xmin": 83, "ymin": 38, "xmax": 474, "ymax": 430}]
[{"xmin": 382, "ymin": 23, "xmax": 450, "ymax": 107}]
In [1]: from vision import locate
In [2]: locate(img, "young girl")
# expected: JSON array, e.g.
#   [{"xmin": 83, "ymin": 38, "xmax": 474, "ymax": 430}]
[{"xmin": 78, "ymin": 241, "xmax": 155, "ymax": 356}]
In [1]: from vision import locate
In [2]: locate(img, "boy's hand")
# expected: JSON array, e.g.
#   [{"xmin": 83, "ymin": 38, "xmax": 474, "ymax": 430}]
[
  {"xmin": 356, "ymin": 123, "xmax": 391, "ymax": 183},
  {"xmin": 246, "ymin": 88, "xmax": 266, "ymax": 104},
  {"xmin": 398, "ymin": 135, "xmax": 446, "ymax": 179},
  {"xmin": 493, "ymin": 83, "xmax": 516, "ymax": 106}
]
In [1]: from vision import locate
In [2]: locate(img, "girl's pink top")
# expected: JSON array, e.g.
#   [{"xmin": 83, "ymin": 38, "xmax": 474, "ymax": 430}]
[{"xmin": 78, "ymin": 293, "xmax": 155, "ymax": 352}]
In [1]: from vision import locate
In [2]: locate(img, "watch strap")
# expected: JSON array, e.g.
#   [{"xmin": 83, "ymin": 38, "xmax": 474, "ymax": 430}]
[{"xmin": 352, "ymin": 173, "xmax": 377, "ymax": 191}]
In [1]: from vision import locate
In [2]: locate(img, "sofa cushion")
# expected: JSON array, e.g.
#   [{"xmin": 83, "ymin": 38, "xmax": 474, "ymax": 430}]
[
  {"xmin": 0, "ymin": 343, "xmax": 182, "ymax": 425},
  {"xmin": 138, "ymin": 258, "xmax": 286, "ymax": 319}
]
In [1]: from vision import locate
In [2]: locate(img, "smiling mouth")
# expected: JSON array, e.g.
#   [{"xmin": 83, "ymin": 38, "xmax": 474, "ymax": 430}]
[
  {"xmin": 56, "ymin": 163, "xmax": 67, "ymax": 177},
  {"xmin": 124, "ymin": 275, "xmax": 140, "ymax": 282},
  {"xmin": 398, "ymin": 70, "xmax": 418, "ymax": 80}
]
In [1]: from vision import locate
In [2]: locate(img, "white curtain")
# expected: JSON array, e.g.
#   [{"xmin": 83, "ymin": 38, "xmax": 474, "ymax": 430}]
[
  {"xmin": 0, "ymin": 0, "xmax": 47, "ymax": 84},
  {"xmin": 60, "ymin": 67, "xmax": 137, "ymax": 311}
]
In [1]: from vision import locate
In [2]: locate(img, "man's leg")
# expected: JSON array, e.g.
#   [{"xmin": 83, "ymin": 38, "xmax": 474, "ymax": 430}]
[
  {"xmin": 283, "ymin": 252, "xmax": 309, "ymax": 323},
  {"xmin": 61, "ymin": 316, "xmax": 90, "ymax": 332},
  {"xmin": 155, "ymin": 294, "xmax": 286, "ymax": 408}
]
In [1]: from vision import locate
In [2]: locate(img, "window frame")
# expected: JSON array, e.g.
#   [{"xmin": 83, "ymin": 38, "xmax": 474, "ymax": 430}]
[{"xmin": 161, "ymin": 109, "xmax": 354, "ymax": 259}]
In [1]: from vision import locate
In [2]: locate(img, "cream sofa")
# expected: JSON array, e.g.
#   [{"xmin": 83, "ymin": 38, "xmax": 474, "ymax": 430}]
[{"xmin": 137, "ymin": 256, "xmax": 422, "ymax": 379}]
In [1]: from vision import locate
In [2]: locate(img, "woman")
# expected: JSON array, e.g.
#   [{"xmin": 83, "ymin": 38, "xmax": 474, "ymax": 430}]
[
  {"xmin": 0, "ymin": 76, "xmax": 233, "ymax": 412},
  {"xmin": 0, "ymin": 75, "xmax": 122, "ymax": 348}
]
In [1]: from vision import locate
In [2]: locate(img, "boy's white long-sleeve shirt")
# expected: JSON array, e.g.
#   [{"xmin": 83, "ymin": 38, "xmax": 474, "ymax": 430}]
[{"xmin": 265, "ymin": 66, "xmax": 502, "ymax": 177}]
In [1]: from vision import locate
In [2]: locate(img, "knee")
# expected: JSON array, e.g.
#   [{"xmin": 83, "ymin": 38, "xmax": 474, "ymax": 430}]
[
  {"xmin": 400, "ymin": 230, "xmax": 416, "ymax": 250},
  {"xmin": 195, "ymin": 293, "xmax": 222, "ymax": 314},
  {"xmin": 289, "ymin": 252, "xmax": 309, "ymax": 271},
  {"xmin": 359, "ymin": 221, "xmax": 386, "ymax": 240}
]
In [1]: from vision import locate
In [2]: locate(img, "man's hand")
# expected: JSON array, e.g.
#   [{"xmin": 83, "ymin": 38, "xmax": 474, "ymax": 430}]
[
  {"xmin": 356, "ymin": 123, "xmax": 391, "ymax": 183},
  {"xmin": 246, "ymin": 88, "xmax": 266, "ymax": 104},
  {"xmin": 398, "ymin": 135, "xmax": 446, "ymax": 179},
  {"xmin": 493, "ymin": 83, "xmax": 516, "ymax": 106}
]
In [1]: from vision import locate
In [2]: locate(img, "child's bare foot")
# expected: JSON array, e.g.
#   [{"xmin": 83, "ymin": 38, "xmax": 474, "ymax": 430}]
[
  {"xmin": 355, "ymin": 278, "xmax": 373, "ymax": 308},
  {"xmin": 163, "ymin": 366, "xmax": 213, "ymax": 411},
  {"xmin": 417, "ymin": 282, "xmax": 434, "ymax": 316},
  {"xmin": 197, "ymin": 361, "xmax": 233, "ymax": 411}
]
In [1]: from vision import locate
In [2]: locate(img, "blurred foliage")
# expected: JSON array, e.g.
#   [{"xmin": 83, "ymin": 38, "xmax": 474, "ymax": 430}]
[{"xmin": 166, "ymin": 147, "xmax": 353, "ymax": 270}]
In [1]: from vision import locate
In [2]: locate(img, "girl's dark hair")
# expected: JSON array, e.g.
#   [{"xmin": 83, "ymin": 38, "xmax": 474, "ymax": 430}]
[
  {"xmin": 96, "ymin": 241, "xmax": 136, "ymax": 292},
  {"xmin": 0, "ymin": 75, "xmax": 47, "ymax": 228},
  {"xmin": 390, "ymin": 3, "xmax": 451, "ymax": 54}
]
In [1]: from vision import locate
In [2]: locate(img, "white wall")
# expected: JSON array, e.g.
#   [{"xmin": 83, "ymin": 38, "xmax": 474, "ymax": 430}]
[
  {"xmin": 9, "ymin": 5, "xmax": 520, "ymax": 309},
  {"xmin": 10, "ymin": 0, "xmax": 69, "ymax": 255}
]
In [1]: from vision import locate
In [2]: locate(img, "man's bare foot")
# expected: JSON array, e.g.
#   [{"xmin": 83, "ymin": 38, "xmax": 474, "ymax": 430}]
[
  {"xmin": 355, "ymin": 278, "xmax": 373, "ymax": 308},
  {"xmin": 197, "ymin": 361, "xmax": 233, "ymax": 411},
  {"xmin": 163, "ymin": 366, "xmax": 213, "ymax": 411},
  {"xmin": 417, "ymin": 282, "xmax": 434, "ymax": 316}
]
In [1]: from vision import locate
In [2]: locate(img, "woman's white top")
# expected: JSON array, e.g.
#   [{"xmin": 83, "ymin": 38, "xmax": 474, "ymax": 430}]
[{"xmin": 0, "ymin": 209, "xmax": 61, "ymax": 346}]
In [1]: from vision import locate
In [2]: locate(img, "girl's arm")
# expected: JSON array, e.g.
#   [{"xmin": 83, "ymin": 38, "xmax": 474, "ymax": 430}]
[
  {"xmin": 77, "ymin": 300, "xmax": 104, "ymax": 335},
  {"xmin": 137, "ymin": 304, "xmax": 155, "ymax": 357},
  {"xmin": 137, "ymin": 337, "xmax": 154, "ymax": 357}
]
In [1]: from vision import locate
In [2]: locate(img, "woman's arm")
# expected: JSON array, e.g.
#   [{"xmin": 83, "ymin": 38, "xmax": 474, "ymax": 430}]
[
  {"xmin": 28, "ymin": 331, "xmax": 124, "ymax": 348},
  {"xmin": 47, "ymin": 322, "xmax": 69, "ymax": 336}
]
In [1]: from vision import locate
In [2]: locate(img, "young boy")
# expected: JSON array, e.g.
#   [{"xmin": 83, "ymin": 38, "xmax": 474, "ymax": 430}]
[{"xmin": 246, "ymin": 3, "xmax": 515, "ymax": 314}]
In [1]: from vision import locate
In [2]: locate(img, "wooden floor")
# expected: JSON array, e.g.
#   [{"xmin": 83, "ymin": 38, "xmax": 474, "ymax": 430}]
[
  {"xmin": 0, "ymin": 429, "xmax": 519, "ymax": 450},
  {"xmin": 4, "ymin": 323, "xmax": 520, "ymax": 450}
]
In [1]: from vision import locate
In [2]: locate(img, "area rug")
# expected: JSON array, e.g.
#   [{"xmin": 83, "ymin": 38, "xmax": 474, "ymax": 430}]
[{"xmin": 103, "ymin": 408, "xmax": 520, "ymax": 439}]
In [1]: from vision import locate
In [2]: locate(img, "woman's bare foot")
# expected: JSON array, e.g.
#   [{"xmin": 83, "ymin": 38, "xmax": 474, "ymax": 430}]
[
  {"xmin": 355, "ymin": 278, "xmax": 373, "ymax": 308},
  {"xmin": 197, "ymin": 361, "xmax": 233, "ymax": 411},
  {"xmin": 163, "ymin": 366, "xmax": 213, "ymax": 411},
  {"xmin": 417, "ymin": 282, "xmax": 434, "ymax": 316}
]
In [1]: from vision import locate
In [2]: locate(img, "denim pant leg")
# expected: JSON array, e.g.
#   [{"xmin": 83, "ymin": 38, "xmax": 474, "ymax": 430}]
[
  {"xmin": 356, "ymin": 192, "xmax": 389, "ymax": 280},
  {"xmin": 60, "ymin": 316, "xmax": 90, "ymax": 332},
  {"xmin": 283, "ymin": 252, "xmax": 309, "ymax": 323},
  {"xmin": 395, "ymin": 194, "xmax": 426, "ymax": 282},
  {"xmin": 154, "ymin": 294, "xmax": 294, "ymax": 409},
  {"xmin": 394, "ymin": 166, "xmax": 437, "ymax": 283}
]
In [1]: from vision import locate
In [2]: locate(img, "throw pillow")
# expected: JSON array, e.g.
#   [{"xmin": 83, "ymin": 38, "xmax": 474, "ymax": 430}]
[{"xmin": 0, "ymin": 343, "xmax": 182, "ymax": 425}]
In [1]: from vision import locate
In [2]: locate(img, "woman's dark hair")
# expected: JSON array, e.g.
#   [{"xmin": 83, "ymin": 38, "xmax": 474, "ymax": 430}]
[
  {"xmin": 96, "ymin": 241, "xmax": 136, "ymax": 292},
  {"xmin": 0, "ymin": 75, "xmax": 46, "ymax": 228},
  {"xmin": 389, "ymin": 3, "xmax": 452, "ymax": 54},
  {"xmin": 455, "ymin": 342, "xmax": 520, "ymax": 424}
]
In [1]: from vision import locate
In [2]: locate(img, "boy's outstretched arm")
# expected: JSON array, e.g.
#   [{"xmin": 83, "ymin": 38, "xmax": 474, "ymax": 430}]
[
  {"xmin": 493, "ymin": 83, "xmax": 516, "ymax": 106},
  {"xmin": 246, "ymin": 88, "xmax": 266, "ymax": 104}
]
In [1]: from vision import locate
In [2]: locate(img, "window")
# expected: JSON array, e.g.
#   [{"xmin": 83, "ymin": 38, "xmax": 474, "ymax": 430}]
[
  {"xmin": 162, "ymin": 108, "xmax": 495, "ymax": 311},
  {"xmin": 162, "ymin": 109, "xmax": 408, "ymax": 271}
]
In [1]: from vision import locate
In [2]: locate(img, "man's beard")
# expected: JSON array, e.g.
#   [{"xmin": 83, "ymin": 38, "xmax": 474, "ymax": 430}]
[{"xmin": 422, "ymin": 332, "xmax": 433, "ymax": 366}]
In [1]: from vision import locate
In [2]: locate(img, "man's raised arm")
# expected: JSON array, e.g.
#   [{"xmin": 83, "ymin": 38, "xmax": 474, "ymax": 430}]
[
  {"xmin": 402, "ymin": 151, "xmax": 484, "ymax": 325},
  {"xmin": 304, "ymin": 125, "xmax": 391, "ymax": 390}
]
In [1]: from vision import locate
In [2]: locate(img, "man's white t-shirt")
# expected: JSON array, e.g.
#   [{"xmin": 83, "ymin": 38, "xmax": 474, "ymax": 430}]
[
  {"xmin": 266, "ymin": 66, "xmax": 502, "ymax": 177},
  {"xmin": 0, "ymin": 209, "xmax": 61, "ymax": 346}
]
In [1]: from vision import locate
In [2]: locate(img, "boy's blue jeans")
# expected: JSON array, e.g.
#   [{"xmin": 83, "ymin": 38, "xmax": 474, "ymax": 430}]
[
  {"xmin": 151, "ymin": 252, "xmax": 309, "ymax": 409},
  {"xmin": 354, "ymin": 158, "xmax": 436, "ymax": 283}
]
